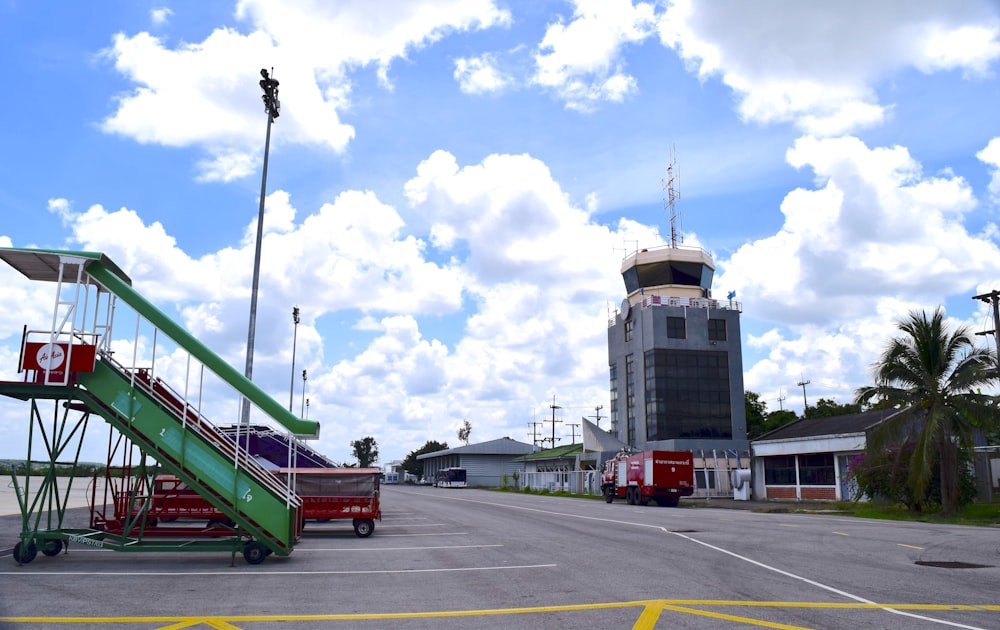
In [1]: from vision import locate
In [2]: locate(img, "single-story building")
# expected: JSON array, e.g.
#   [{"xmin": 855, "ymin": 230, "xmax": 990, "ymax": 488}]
[
  {"xmin": 417, "ymin": 437, "xmax": 536, "ymax": 487},
  {"xmin": 750, "ymin": 408, "xmax": 900, "ymax": 501},
  {"xmin": 517, "ymin": 443, "xmax": 592, "ymax": 493}
]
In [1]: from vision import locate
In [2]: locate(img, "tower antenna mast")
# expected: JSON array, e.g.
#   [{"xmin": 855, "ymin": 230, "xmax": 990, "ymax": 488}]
[{"xmin": 662, "ymin": 145, "xmax": 682, "ymax": 248}]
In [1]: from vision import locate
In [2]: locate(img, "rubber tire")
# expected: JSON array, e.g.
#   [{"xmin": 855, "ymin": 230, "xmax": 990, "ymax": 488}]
[
  {"xmin": 625, "ymin": 488, "xmax": 635, "ymax": 505},
  {"xmin": 41, "ymin": 539, "xmax": 63, "ymax": 557},
  {"xmin": 243, "ymin": 541, "xmax": 267, "ymax": 565},
  {"xmin": 604, "ymin": 487, "xmax": 614, "ymax": 503},
  {"xmin": 353, "ymin": 519, "xmax": 375, "ymax": 538},
  {"xmin": 13, "ymin": 541, "xmax": 37, "ymax": 564}
]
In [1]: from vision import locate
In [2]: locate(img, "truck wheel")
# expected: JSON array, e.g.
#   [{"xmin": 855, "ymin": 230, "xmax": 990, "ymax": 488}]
[
  {"xmin": 353, "ymin": 519, "xmax": 375, "ymax": 538},
  {"xmin": 243, "ymin": 541, "xmax": 267, "ymax": 565},
  {"xmin": 41, "ymin": 539, "xmax": 63, "ymax": 557},
  {"xmin": 13, "ymin": 541, "xmax": 37, "ymax": 564},
  {"xmin": 604, "ymin": 487, "xmax": 614, "ymax": 503},
  {"xmin": 625, "ymin": 488, "xmax": 635, "ymax": 505}
]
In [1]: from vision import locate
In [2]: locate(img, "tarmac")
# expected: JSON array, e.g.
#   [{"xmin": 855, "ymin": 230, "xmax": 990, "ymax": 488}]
[{"xmin": 0, "ymin": 475, "xmax": 93, "ymax": 517}]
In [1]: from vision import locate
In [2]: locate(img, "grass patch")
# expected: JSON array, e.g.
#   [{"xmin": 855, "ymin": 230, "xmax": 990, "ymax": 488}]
[{"xmin": 822, "ymin": 501, "xmax": 1000, "ymax": 526}]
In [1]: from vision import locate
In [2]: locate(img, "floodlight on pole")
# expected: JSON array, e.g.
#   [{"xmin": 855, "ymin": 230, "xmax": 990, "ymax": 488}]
[
  {"xmin": 240, "ymin": 68, "xmax": 281, "ymax": 426},
  {"xmin": 301, "ymin": 369, "xmax": 308, "ymax": 417}
]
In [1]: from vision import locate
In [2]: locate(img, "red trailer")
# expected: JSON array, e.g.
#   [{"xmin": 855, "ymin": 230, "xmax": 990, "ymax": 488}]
[
  {"xmin": 601, "ymin": 449, "xmax": 694, "ymax": 507},
  {"xmin": 139, "ymin": 467, "xmax": 381, "ymax": 537},
  {"xmin": 280, "ymin": 467, "xmax": 381, "ymax": 537}
]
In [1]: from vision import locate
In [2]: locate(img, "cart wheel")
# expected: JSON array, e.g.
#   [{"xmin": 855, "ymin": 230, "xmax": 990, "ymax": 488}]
[
  {"xmin": 13, "ymin": 541, "xmax": 37, "ymax": 564},
  {"xmin": 353, "ymin": 519, "xmax": 375, "ymax": 538},
  {"xmin": 243, "ymin": 542, "xmax": 267, "ymax": 565},
  {"xmin": 41, "ymin": 539, "xmax": 63, "ymax": 557}
]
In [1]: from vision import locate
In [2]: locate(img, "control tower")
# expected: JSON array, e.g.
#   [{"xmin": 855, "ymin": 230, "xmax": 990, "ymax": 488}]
[
  {"xmin": 604, "ymin": 152, "xmax": 750, "ymax": 494},
  {"xmin": 607, "ymin": 244, "xmax": 748, "ymax": 454}
]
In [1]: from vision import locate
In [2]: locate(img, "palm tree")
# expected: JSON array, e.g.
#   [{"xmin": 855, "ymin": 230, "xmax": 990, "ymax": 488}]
[{"xmin": 854, "ymin": 307, "xmax": 998, "ymax": 514}]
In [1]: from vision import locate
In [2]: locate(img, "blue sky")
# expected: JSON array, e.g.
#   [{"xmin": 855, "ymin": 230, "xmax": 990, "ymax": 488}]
[{"xmin": 2, "ymin": 0, "xmax": 1000, "ymax": 466}]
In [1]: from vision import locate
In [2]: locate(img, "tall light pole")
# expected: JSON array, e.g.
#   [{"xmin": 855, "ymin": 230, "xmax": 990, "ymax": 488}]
[
  {"xmin": 241, "ymin": 68, "xmax": 281, "ymax": 425},
  {"xmin": 301, "ymin": 369, "xmax": 308, "ymax": 417},
  {"xmin": 289, "ymin": 306, "xmax": 300, "ymax": 412}
]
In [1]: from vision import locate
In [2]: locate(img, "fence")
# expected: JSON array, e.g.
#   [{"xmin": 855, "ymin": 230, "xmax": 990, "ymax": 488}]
[{"xmin": 517, "ymin": 469, "xmax": 738, "ymax": 498}]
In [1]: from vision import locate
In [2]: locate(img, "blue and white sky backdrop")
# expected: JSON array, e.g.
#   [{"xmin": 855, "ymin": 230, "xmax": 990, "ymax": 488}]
[{"xmin": 2, "ymin": 0, "xmax": 1000, "ymax": 465}]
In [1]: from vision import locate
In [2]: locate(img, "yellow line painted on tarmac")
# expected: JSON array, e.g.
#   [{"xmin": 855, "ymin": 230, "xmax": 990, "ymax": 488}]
[
  {"xmin": 632, "ymin": 602, "xmax": 663, "ymax": 629},
  {"xmin": 660, "ymin": 604, "xmax": 809, "ymax": 629},
  {"xmin": 3, "ymin": 600, "xmax": 998, "ymax": 626},
  {"xmin": 898, "ymin": 543, "xmax": 924, "ymax": 550}
]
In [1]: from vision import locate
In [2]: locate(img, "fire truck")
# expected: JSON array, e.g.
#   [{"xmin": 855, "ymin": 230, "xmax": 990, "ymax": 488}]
[{"xmin": 601, "ymin": 449, "xmax": 694, "ymax": 507}]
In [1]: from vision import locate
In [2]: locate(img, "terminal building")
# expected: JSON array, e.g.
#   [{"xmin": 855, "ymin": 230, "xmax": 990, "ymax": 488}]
[{"xmin": 606, "ymin": 244, "xmax": 749, "ymax": 459}]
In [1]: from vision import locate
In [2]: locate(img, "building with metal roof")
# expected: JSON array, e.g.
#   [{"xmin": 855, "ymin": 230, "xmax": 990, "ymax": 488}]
[
  {"xmin": 416, "ymin": 437, "xmax": 536, "ymax": 487},
  {"xmin": 750, "ymin": 408, "xmax": 900, "ymax": 501}
]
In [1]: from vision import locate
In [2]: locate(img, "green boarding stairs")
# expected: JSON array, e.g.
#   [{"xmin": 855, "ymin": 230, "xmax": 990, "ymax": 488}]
[{"xmin": 0, "ymin": 248, "xmax": 320, "ymax": 565}]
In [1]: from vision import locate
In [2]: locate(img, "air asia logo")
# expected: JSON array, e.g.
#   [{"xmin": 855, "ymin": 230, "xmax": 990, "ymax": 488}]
[{"xmin": 35, "ymin": 343, "xmax": 65, "ymax": 371}]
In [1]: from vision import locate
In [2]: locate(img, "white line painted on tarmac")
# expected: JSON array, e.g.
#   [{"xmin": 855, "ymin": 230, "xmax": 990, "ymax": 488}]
[
  {"xmin": 0, "ymin": 563, "xmax": 557, "ymax": 577},
  {"xmin": 306, "ymin": 544, "xmax": 503, "ymax": 552},
  {"xmin": 428, "ymin": 493, "xmax": 987, "ymax": 630}
]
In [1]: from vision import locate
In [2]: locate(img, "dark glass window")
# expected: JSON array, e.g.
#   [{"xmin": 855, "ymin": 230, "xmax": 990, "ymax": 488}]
[
  {"xmin": 764, "ymin": 455, "xmax": 797, "ymax": 485},
  {"xmin": 624, "ymin": 318, "xmax": 634, "ymax": 342},
  {"xmin": 695, "ymin": 469, "xmax": 716, "ymax": 489},
  {"xmin": 708, "ymin": 318, "xmax": 727, "ymax": 341},
  {"xmin": 667, "ymin": 317, "xmax": 686, "ymax": 339},
  {"xmin": 643, "ymin": 349, "xmax": 732, "ymax": 440},
  {"xmin": 798, "ymin": 453, "xmax": 835, "ymax": 485},
  {"xmin": 625, "ymin": 354, "xmax": 636, "ymax": 446},
  {"xmin": 609, "ymin": 364, "xmax": 619, "ymax": 440}
]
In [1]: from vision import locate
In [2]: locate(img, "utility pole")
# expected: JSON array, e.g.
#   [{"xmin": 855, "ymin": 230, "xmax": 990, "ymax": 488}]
[
  {"xmin": 776, "ymin": 391, "xmax": 786, "ymax": 411},
  {"xmin": 528, "ymin": 421, "xmax": 543, "ymax": 447},
  {"xmin": 587, "ymin": 404, "xmax": 604, "ymax": 428},
  {"xmin": 797, "ymin": 377, "xmax": 810, "ymax": 415},
  {"xmin": 241, "ymin": 67, "xmax": 281, "ymax": 426},
  {"xmin": 567, "ymin": 423, "xmax": 580, "ymax": 445},
  {"xmin": 972, "ymin": 290, "xmax": 1000, "ymax": 358},
  {"xmin": 549, "ymin": 396, "xmax": 562, "ymax": 448}
]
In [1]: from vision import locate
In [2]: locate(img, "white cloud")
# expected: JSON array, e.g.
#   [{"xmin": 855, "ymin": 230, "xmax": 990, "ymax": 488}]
[
  {"xmin": 717, "ymin": 136, "xmax": 995, "ymax": 324},
  {"xmin": 977, "ymin": 137, "xmax": 1000, "ymax": 205},
  {"xmin": 658, "ymin": 0, "xmax": 1000, "ymax": 135},
  {"xmin": 532, "ymin": 0, "xmax": 656, "ymax": 110},
  {"xmin": 101, "ymin": 0, "xmax": 512, "ymax": 180},
  {"xmin": 150, "ymin": 7, "xmax": 173, "ymax": 27},
  {"xmin": 454, "ymin": 54, "xmax": 511, "ymax": 94},
  {"xmin": 718, "ymin": 135, "xmax": 1000, "ymax": 410}
]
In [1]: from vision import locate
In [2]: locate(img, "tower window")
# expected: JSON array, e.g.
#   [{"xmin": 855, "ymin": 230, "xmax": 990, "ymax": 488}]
[
  {"xmin": 624, "ymin": 318, "xmax": 634, "ymax": 342},
  {"xmin": 666, "ymin": 317, "xmax": 685, "ymax": 339},
  {"xmin": 708, "ymin": 318, "xmax": 727, "ymax": 341}
]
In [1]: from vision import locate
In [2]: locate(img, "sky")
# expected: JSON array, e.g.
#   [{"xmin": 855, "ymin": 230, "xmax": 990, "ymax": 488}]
[{"xmin": 2, "ymin": 0, "xmax": 1000, "ymax": 467}]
